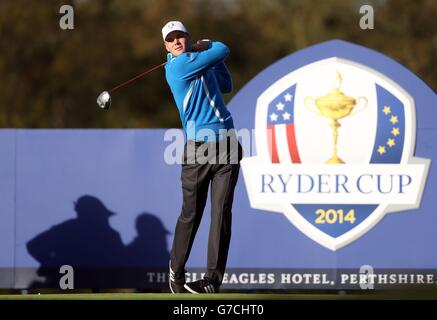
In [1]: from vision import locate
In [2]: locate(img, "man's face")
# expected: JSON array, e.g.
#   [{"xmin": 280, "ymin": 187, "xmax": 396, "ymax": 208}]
[{"xmin": 164, "ymin": 31, "xmax": 191, "ymax": 57}]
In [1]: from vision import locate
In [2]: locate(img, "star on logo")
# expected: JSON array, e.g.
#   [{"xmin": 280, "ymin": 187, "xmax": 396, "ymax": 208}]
[
  {"xmin": 383, "ymin": 105, "xmax": 391, "ymax": 115},
  {"xmin": 276, "ymin": 102, "xmax": 285, "ymax": 111},
  {"xmin": 387, "ymin": 138, "xmax": 396, "ymax": 147},
  {"xmin": 269, "ymin": 113, "xmax": 278, "ymax": 122},
  {"xmin": 284, "ymin": 93, "xmax": 293, "ymax": 102},
  {"xmin": 390, "ymin": 115, "xmax": 398, "ymax": 124},
  {"xmin": 282, "ymin": 112, "xmax": 291, "ymax": 120},
  {"xmin": 377, "ymin": 145, "xmax": 386, "ymax": 155},
  {"xmin": 391, "ymin": 127, "xmax": 400, "ymax": 136}
]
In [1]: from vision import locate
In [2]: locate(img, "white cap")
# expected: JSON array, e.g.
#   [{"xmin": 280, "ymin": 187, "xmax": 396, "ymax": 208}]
[{"xmin": 162, "ymin": 21, "xmax": 188, "ymax": 41}]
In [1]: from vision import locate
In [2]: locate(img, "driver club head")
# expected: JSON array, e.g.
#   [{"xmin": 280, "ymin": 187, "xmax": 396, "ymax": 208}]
[{"xmin": 97, "ymin": 91, "xmax": 111, "ymax": 110}]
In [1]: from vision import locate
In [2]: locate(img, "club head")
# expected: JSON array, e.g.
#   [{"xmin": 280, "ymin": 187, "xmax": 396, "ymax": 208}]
[{"xmin": 97, "ymin": 91, "xmax": 111, "ymax": 110}]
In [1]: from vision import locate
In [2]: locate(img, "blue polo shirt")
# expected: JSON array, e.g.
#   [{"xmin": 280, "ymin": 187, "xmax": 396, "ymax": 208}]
[{"xmin": 165, "ymin": 42, "xmax": 234, "ymax": 141}]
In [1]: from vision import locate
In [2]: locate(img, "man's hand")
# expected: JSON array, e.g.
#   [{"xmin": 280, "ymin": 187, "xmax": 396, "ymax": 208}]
[{"xmin": 192, "ymin": 39, "xmax": 211, "ymax": 52}]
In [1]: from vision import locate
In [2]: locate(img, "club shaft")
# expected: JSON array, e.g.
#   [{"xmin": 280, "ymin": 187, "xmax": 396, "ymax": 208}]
[{"xmin": 108, "ymin": 62, "xmax": 167, "ymax": 93}]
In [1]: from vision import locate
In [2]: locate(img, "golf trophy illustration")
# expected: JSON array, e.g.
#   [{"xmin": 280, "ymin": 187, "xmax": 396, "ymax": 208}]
[{"xmin": 305, "ymin": 71, "xmax": 367, "ymax": 164}]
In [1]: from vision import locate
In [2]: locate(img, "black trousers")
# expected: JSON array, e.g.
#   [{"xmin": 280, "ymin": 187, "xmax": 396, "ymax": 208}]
[{"xmin": 170, "ymin": 138, "xmax": 242, "ymax": 286}]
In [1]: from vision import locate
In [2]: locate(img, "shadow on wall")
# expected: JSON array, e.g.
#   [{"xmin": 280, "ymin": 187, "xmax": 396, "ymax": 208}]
[{"xmin": 26, "ymin": 195, "xmax": 170, "ymax": 289}]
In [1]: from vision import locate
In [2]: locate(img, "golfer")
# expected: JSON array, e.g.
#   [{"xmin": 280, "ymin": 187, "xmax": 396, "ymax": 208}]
[{"xmin": 162, "ymin": 21, "xmax": 242, "ymax": 294}]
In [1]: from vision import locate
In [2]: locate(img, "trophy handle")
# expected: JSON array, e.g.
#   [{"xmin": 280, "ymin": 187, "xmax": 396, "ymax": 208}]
[
  {"xmin": 304, "ymin": 97, "xmax": 321, "ymax": 116},
  {"xmin": 350, "ymin": 96, "xmax": 368, "ymax": 116}
]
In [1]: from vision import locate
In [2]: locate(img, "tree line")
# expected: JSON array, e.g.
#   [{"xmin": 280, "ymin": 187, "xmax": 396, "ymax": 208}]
[{"xmin": 0, "ymin": 0, "xmax": 435, "ymax": 128}]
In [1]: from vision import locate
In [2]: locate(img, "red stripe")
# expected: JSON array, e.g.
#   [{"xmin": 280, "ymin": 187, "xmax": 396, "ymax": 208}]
[
  {"xmin": 286, "ymin": 124, "xmax": 301, "ymax": 163},
  {"xmin": 267, "ymin": 125, "xmax": 279, "ymax": 163}
]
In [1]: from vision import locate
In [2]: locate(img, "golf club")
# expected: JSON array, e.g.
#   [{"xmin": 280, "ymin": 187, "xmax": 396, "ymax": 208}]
[{"xmin": 97, "ymin": 61, "xmax": 167, "ymax": 110}]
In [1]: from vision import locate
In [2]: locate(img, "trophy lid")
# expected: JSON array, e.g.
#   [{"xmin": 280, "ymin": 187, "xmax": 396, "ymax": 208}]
[
  {"xmin": 316, "ymin": 90, "xmax": 356, "ymax": 105},
  {"xmin": 315, "ymin": 71, "xmax": 356, "ymax": 108}
]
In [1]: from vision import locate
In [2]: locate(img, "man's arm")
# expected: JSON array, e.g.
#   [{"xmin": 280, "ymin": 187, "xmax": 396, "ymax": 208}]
[
  {"xmin": 213, "ymin": 62, "xmax": 232, "ymax": 94},
  {"xmin": 172, "ymin": 41, "xmax": 229, "ymax": 80}
]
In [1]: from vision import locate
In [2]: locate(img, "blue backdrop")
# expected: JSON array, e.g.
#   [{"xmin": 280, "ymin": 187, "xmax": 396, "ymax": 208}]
[{"xmin": 1, "ymin": 40, "xmax": 436, "ymax": 290}]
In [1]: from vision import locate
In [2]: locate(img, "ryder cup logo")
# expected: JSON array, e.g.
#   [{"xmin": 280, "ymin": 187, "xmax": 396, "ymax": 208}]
[{"xmin": 241, "ymin": 56, "xmax": 430, "ymax": 250}]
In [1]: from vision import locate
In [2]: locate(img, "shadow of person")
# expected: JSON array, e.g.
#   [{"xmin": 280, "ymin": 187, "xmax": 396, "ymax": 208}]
[
  {"xmin": 26, "ymin": 195, "xmax": 125, "ymax": 289},
  {"xmin": 125, "ymin": 213, "xmax": 171, "ymax": 268}
]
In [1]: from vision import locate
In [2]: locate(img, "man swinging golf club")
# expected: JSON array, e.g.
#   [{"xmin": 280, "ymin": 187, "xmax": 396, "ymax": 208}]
[{"xmin": 163, "ymin": 21, "xmax": 242, "ymax": 294}]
